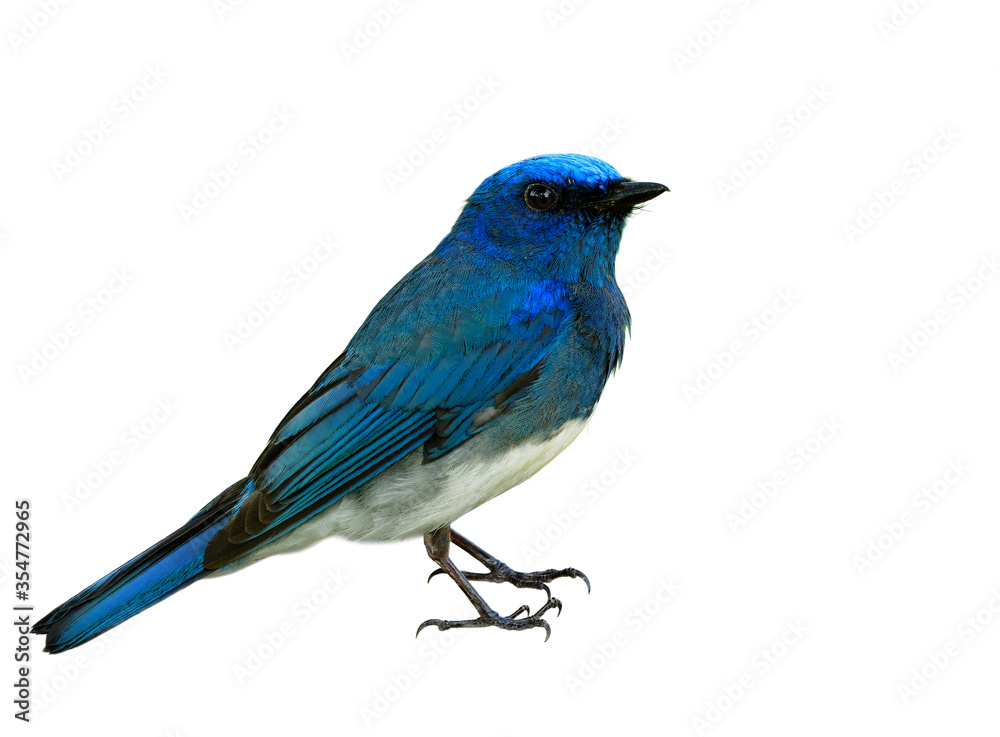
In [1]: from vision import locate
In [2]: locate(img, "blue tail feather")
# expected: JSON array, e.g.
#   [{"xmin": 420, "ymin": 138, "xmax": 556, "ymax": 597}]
[{"xmin": 33, "ymin": 478, "xmax": 248, "ymax": 653}]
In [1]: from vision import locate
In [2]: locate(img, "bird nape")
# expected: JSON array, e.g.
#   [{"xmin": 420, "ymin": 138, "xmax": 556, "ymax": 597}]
[{"xmin": 34, "ymin": 153, "xmax": 667, "ymax": 652}]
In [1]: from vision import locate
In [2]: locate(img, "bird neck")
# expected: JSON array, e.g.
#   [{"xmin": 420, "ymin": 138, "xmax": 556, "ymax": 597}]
[{"xmin": 438, "ymin": 227, "xmax": 623, "ymax": 291}]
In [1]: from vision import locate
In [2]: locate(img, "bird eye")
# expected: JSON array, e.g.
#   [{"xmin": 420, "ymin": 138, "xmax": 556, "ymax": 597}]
[{"xmin": 524, "ymin": 183, "xmax": 559, "ymax": 212}]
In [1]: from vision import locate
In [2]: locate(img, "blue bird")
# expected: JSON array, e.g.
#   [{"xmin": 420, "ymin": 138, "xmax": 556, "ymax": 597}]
[{"xmin": 33, "ymin": 154, "xmax": 667, "ymax": 652}]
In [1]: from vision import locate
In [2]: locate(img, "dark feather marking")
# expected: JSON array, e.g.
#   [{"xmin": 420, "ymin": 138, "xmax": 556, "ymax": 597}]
[
  {"xmin": 493, "ymin": 362, "xmax": 542, "ymax": 409},
  {"xmin": 353, "ymin": 361, "xmax": 398, "ymax": 402},
  {"xmin": 421, "ymin": 359, "xmax": 544, "ymax": 463},
  {"xmin": 203, "ymin": 417, "xmax": 436, "ymax": 568}
]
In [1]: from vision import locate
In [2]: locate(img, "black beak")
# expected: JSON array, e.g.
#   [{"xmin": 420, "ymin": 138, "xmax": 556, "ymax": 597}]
[{"xmin": 587, "ymin": 180, "xmax": 669, "ymax": 213}]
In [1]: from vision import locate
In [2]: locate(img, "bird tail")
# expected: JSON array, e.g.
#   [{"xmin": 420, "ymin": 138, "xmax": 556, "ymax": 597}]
[{"xmin": 33, "ymin": 477, "xmax": 249, "ymax": 654}]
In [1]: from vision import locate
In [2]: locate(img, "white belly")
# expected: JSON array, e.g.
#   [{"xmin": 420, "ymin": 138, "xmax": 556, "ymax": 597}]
[{"xmin": 241, "ymin": 418, "xmax": 587, "ymax": 564}]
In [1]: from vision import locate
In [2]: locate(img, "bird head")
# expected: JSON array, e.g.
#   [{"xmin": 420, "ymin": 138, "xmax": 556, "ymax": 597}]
[{"xmin": 445, "ymin": 153, "xmax": 667, "ymax": 286}]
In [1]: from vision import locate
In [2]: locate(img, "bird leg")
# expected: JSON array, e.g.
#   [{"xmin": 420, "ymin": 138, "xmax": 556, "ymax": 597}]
[
  {"xmin": 428, "ymin": 527, "xmax": 591, "ymax": 598},
  {"xmin": 417, "ymin": 525, "xmax": 589, "ymax": 641}
]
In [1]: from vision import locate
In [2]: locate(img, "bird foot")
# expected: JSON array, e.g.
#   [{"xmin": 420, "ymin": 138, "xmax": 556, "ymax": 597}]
[
  {"xmin": 419, "ymin": 526, "xmax": 591, "ymax": 642},
  {"xmin": 416, "ymin": 598, "xmax": 562, "ymax": 641},
  {"xmin": 427, "ymin": 561, "xmax": 590, "ymax": 601}
]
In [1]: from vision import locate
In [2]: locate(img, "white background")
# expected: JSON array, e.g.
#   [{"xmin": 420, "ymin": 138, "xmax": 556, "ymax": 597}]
[{"xmin": 3, "ymin": 0, "xmax": 999, "ymax": 734}]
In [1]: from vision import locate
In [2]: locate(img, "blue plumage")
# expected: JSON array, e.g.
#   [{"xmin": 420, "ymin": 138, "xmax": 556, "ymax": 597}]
[
  {"xmin": 34, "ymin": 154, "xmax": 667, "ymax": 650},
  {"xmin": 33, "ymin": 479, "xmax": 247, "ymax": 652}
]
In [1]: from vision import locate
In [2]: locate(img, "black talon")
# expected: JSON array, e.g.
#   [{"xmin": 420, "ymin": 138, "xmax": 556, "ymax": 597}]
[
  {"xmin": 417, "ymin": 620, "xmax": 439, "ymax": 636},
  {"xmin": 416, "ymin": 606, "xmax": 553, "ymax": 641},
  {"xmin": 562, "ymin": 568, "xmax": 590, "ymax": 594}
]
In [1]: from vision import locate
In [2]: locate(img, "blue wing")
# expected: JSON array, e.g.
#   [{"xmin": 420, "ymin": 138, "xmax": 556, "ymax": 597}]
[{"xmin": 203, "ymin": 255, "xmax": 569, "ymax": 568}]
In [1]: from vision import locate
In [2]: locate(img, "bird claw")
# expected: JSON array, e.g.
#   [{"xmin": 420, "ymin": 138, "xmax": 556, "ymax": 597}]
[
  {"xmin": 509, "ymin": 603, "xmax": 530, "ymax": 618},
  {"xmin": 416, "ymin": 598, "xmax": 561, "ymax": 642},
  {"xmin": 533, "ymin": 567, "xmax": 590, "ymax": 595},
  {"xmin": 493, "ymin": 563, "xmax": 589, "ymax": 597},
  {"xmin": 420, "ymin": 527, "xmax": 589, "ymax": 642},
  {"xmin": 436, "ymin": 562, "xmax": 590, "ymax": 601}
]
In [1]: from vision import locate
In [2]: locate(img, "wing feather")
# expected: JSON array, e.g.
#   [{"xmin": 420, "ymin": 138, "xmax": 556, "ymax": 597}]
[{"xmin": 202, "ymin": 264, "xmax": 570, "ymax": 569}]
